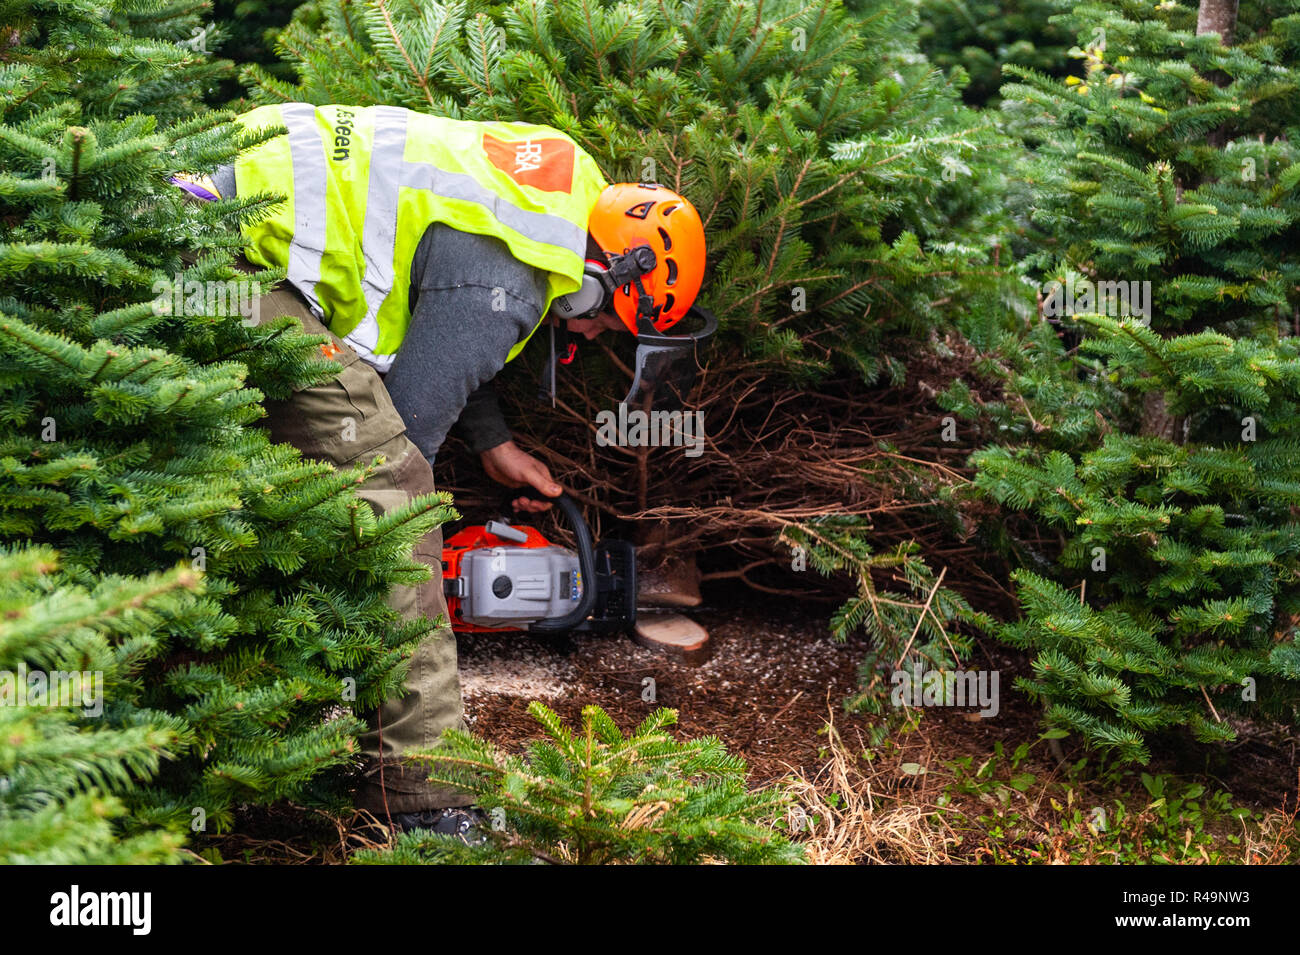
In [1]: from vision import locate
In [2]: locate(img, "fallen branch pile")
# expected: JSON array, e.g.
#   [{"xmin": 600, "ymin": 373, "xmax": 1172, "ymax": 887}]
[{"xmin": 439, "ymin": 333, "xmax": 1031, "ymax": 617}]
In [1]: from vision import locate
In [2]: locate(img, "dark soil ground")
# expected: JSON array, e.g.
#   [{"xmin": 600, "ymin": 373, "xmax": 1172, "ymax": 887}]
[{"xmin": 457, "ymin": 594, "xmax": 1033, "ymax": 787}]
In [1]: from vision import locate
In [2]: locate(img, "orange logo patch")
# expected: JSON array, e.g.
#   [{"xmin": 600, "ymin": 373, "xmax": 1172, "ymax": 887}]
[
  {"xmin": 320, "ymin": 341, "xmax": 342, "ymax": 360},
  {"xmin": 482, "ymin": 133, "xmax": 574, "ymax": 193}
]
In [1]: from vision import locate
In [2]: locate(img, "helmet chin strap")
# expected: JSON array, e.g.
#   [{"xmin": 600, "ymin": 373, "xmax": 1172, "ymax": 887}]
[{"xmin": 547, "ymin": 320, "xmax": 557, "ymax": 408}]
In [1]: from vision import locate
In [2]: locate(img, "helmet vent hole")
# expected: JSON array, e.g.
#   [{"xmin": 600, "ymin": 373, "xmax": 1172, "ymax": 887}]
[
  {"xmin": 658, "ymin": 227, "xmax": 672, "ymax": 251},
  {"xmin": 663, "ymin": 203, "xmax": 678, "ymax": 216},
  {"xmin": 664, "ymin": 293, "xmax": 675, "ymax": 313},
  {"xmin": 666, "ymin": 259, "xmax": 678, "ymax": 285}
]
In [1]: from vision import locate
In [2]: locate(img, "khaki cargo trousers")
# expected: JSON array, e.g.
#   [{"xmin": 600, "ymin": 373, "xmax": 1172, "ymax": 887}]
[{"xmin": 247, "ymin": 264, "xmax": 472, "ymax": 813}]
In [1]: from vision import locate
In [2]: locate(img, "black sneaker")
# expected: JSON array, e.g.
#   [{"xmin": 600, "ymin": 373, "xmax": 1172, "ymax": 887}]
[{"xmin": 391, "ymin": 807, "xmax": 489, "ymax": 844}]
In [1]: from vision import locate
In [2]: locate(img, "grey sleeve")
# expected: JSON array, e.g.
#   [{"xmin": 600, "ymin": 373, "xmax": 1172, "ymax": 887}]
[
  {"xmin": 454, "ymin": 381, "xmax": 513, "ymax": 455},
  {"xmin": 212, "ymin": 163, "xmax": 237, "ymax": 199},
  {"xmin": 382, "ymin": 223, "xmax": 549, "ymax": 467}
]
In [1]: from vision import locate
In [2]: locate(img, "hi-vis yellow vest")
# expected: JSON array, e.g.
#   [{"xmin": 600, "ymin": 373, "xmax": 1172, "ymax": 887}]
[{"xmin": 234, "ymin": 104, "xmax": 609, "ymax": 372}]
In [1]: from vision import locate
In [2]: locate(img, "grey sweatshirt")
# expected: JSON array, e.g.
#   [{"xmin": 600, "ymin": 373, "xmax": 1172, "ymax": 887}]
[{"xmin": 214, "ymin": 165, "xmax": 548, "ymax": 465}]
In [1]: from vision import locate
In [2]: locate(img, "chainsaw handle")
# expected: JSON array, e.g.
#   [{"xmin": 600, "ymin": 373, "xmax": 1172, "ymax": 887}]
[
  {"xmin": 498, "ymin": 484, "xmax": 567, "ymax": 515},
  {"xmin": 506, "ymin": 490, "xmax": 598, "ymax": 634}
]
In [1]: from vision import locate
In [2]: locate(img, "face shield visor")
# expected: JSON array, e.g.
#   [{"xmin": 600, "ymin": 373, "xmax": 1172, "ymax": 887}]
[{"xmin": 622, "ymin": 306, "xmax": 717, "ymax": 411}]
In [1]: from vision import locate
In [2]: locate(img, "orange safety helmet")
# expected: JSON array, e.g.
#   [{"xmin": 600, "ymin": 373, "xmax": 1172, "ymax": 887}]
[{"xmin": 586, "ymin": 183, "xmax": 706, "ymax": 334}]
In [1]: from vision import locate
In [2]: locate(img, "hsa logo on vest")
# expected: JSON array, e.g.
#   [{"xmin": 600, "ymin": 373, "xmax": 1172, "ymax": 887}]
[{"xmin": 482, "ymin": 132, "xmax": 574, "ymax": 193}]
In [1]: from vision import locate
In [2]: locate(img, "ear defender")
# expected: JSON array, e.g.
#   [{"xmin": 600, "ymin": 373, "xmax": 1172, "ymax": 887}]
[{"xmin": 550, "ymin": 259, "xmax": 611, "ymax": 319}]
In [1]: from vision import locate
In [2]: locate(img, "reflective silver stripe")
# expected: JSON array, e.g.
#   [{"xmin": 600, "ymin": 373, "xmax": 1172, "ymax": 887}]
[
  {"xmin": 351, "ymin": 350, "xmax": 395, "ymax": 374},
  {"xmin": 346, "ymin": 106, "xmax": 408, "ymax": 362},
  {"xmin": 281, "ymin": 103, "xmax": 329, "ymax": 318},
  {"xmin": 399, "ymin": 160, "xmax": 587, "ymax": 252}
]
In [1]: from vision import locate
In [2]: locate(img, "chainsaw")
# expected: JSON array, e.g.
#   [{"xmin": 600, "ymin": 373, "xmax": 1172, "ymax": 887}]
[{"xmin": 441, "ymin": 491, "xmax": 637, "ymax": 636}]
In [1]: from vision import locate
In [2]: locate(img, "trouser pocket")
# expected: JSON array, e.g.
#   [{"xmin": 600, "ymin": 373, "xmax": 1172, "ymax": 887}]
[{"xmin": 263, "ymin": 338, "xmax": 407, "ymax": 467}]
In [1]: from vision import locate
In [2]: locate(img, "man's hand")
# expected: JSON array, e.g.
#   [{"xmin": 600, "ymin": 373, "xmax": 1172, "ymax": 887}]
[{"xmin": 480, "ymin": 440, "xmax": 562, "ymax": 513}]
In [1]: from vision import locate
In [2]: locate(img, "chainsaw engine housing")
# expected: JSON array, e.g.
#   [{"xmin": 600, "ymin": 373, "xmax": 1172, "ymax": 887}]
[
  {"xmin": 442, "ymin": 499, "xmax": 635, "ymax": 635},
  {"xmin": 456, "ymin": 544, "xmax": 582, "ymax": 628}
]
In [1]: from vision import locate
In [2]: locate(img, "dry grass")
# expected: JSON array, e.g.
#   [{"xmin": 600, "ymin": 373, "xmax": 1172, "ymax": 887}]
[
  {"xmin": 775, "ymin": 709, "xmax": 1300, "ymax": 866},
  {"xmin": 783, "ymin": 710, "xmax": 960, "ymax": 865},
  {"xmin": 197, "ymin": 806, "xmax": 394, "ymax": 864},
  {"xmin": 1243, "ymin": 772, "xmax": 1300, "ymax": 865}
]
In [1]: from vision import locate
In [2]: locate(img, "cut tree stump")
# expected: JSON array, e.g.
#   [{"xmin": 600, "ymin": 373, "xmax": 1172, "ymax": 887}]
[
  {"xmin": 636, "ymin": 550, "xmax": 703, "ymax": 608},
  {"xmin": 633, "ymin": 613, "xmax": 712, "ymax": 665}
]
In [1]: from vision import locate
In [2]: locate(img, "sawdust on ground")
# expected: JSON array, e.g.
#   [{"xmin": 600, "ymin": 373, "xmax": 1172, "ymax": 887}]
[{"xmin": 457, "ymin": 597, "xmax": 871, "ymax": 783}]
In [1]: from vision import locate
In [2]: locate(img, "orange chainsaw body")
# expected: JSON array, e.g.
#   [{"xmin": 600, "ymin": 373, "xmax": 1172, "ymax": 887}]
[
  {"xmin": 442, "ymin": 523, "xmax": 554, "ymax": 633},
  {"xmin": 440, "ymin": 495, "xmax": 635, "ymax": 637}
]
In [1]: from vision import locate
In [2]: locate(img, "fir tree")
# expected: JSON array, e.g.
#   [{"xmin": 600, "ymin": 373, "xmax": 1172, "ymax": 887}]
[
  {"xmin": 0, "ymin": 545, "xmax": 194, "ymax": 864},
  {"xmin": 209, "ymin": 0, "xmax": 301, "ymax": 106},
  {"xmin": 0, "ymin": 0, "xmax": 450, "ymax": 851},
  {"xmin": 780, "ymin": 518, "xmax": 993, "ymax": 711},
  {"xmin": 916, "ymin": 0, "xmax": 1076, "ymax": 106},
  {"xmin": 959, "ymin": 0, "xmax": 1300, "ymax": 761},
  {"xmin": 353, "ymin": 703, "xmax": 805, "ymax": 865}
]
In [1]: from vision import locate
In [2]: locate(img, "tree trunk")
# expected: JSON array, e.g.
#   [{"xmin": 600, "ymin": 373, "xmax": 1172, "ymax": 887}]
[
  {"xmin": 1139, "ymin": 391, "xmax": 1183, "ymax": 442},
  {"xmin": 1143, "ymin": 0, "xmax": 1240, "ymax": 442},
  {"xmin": 1197, "ymin": 0, "xmax": 1239, "ymax": 42}
]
